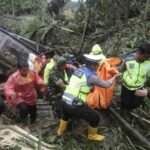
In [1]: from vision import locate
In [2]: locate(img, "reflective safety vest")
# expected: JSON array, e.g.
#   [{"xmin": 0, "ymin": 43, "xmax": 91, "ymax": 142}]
[
  {"xmin": 62, "ymin": 67, "xmax": 95, "ymax": 105},
  {"xmin": 123, "ymin": 60, "xmax": 150, "ymax": 90},
  {"xmin": 64, "ymin": 70, "xmax": 69, "ymax": 83}
]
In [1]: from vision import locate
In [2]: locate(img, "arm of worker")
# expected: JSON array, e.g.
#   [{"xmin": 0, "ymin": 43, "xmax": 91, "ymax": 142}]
[
  {"xmin": 117, "ymin": 60, "xmax": 126, "ymax": 72},
  {"xmin": 135, "ymin": 88, "xmax": 150, "ymax": 98},
  {"xmin": 50, "ymin": 70, "xmax": 67, "ymax": 90},
  {"xmin": 65, "ymin": 64, "xmax": 77, "ymax": 70},
  {"xmin": 35, "ymin": 71, "xmax": 45, "ymax": 85},
  {"xmin": 87, "ymin": 73, "xmax": 121, "ymax": 88},
  {"xmin": 3, "ymin": 75, "xmax": 16, "ymax": 99},
  {"xmin": 34, "ymin": 71, "xmax": 46, "ymax": 92},
  {"xmin": 55, "ymin": 79, "xmax": 67, "ymax": 90}
]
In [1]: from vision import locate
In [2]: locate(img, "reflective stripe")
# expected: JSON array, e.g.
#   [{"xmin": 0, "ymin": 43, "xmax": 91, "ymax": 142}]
[
  {"xmin": 63, "ymin": 99, "xmax": 73, "ymax": 105},
  {"xmin": 63, "ymin": 98, "xmax": 83, "ymax": 106},
  {"xmin": 63, "ymin": 93, "xmax": 83, "ymax": 105},
  {"xmin": 70, "ymin": 82, "xmax": 87, "ymax": 88},
  {"xmin": 63, "ymin": 92, "xmax": 75, "ymax": 100}
]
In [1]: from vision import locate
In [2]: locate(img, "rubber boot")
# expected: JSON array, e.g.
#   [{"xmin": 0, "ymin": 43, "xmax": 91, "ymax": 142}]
[
  {"xmin": 88, "ymin": 126, "xmax": 105, "ymax": 142},
  {"xmin": 57, "ymin": 119, "xmax": 68, "ymax": 136}
]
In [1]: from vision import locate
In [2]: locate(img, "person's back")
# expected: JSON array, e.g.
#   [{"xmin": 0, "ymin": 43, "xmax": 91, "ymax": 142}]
[
  {"xmin": 44, "ymin": 58, "xmax": 56, "ymax": 84},
  {"xmin": 63, "ymin": 66, "xmax": 96, "ymax": 104},
  {"xmin": 48, "ymin": 65, "xmax": 68, "ymax": 93},
  {"xmin": 48, "ymin": 57, "xmax": 68, "ymax": 118},
  {"xmin": 43, "ymin": 52, "xmax": 58, "ymax": 84}
]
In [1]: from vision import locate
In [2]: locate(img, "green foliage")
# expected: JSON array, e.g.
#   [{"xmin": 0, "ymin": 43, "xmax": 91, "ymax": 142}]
[
  {"xmin": 46, "ymin": 0, "xmax": 70, "ymax": 18},
  {"xmin": 73, "ymin": 0, "xmax": 150, "ymax": 33},
  {"xmin": 0, "ymin": 0, "xmax": 11, "ymax": 14},
  {"xmin": 20, "ymin": 17, "xmax": 46, "ymax": 38},
  {"xmin": 64, "ymin": 12, "xmax": 75, "ymax": 21},
  {"xmin": 0, "ymin": 0, "xmax": 47, "ymax": 16},
  {"xmin": 64, "ymin": 1, "xmax": 78, "ymax": 10}
]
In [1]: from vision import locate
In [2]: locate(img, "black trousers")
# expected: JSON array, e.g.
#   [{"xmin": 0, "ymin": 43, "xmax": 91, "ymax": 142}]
[
  {"xmin": 121, "ymin": 85, "xmax": 144, "ymax": 111},
  {"xmin": 17, "ymin": 102, "xmax": 36, "ymax": 124},
  {"xmin": 0, "ymin": 96, "xmax": 5, "ymax": 115},
  {"xmin": 61, "ymin": 101, "xmax": 100, "ymax": 127}
]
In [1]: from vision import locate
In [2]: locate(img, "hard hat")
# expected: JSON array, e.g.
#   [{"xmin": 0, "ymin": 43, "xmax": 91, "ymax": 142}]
[
  {"xmin": 91, "ymin": 44, "xmax": 102, "ymax": 55},
  {"xmin": 56, "ymin": 57, "xmax": 66, "ymax": 66},
  {"xmin": 84, "ymin": 54, "xmax": 103, "ymax": 63}
]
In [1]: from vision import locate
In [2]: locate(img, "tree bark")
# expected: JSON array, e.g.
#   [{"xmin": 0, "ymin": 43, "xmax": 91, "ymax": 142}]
[
  {"xmin": 11, "ymin": 0, "xmax": 15, "ymax": 16},
  {"xmin": 144, "ymin": 0, "xmax": 150, "ymax": 20},
  {"xmin": 124, "ymin": 0, "xmax": 130, "ymax": 23}
]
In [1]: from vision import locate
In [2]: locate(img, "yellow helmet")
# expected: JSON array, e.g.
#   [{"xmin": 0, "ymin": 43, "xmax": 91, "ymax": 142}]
[{"xmin": 91, "ymin": 44, "xmax": 102, "ymax": 55}]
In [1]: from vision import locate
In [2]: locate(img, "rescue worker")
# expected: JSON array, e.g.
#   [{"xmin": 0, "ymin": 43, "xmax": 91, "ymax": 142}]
[
  {"xmin": 121, "ymin": 43, "xmax": 150, "ymax": 111},
  {"xmin": 57, "ymin": 54, "xmax": 120, "ymax": 141},
  {"xmin": 48, "ymin": 57, "xmax": 68, "ymax": 93},
  {"xmin": 90, "ymin": 44, "xmax": 106, "ymax": 66},
  {"xmin": 44, "ymin": 51, "xmax": 58, "ymax": 84},
  {"xmin": 3, "ymin": 60, "xmax": 46, "ymax": 126},
  {"xmin": 63, "ymin": 53, "xmax": 77, "ymax": 80},
  {"xmin": 48, "ymin": 57, "xmax": 68, "ymax": 118}
]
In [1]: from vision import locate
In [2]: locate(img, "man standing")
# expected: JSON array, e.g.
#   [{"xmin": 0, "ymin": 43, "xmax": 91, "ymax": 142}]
[
  {"xmin": 48, "ymin": 57, "xmax": 68, "ymax": 118},
  {"xmin": 121, "ymin": 43, "xmax": 150, "ymax": 111}
]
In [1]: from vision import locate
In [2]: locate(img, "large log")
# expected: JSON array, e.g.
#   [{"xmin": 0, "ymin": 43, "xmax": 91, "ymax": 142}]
[{"xmin": 109, "ymin": 107, "xmax": 150, "ymax": 148}]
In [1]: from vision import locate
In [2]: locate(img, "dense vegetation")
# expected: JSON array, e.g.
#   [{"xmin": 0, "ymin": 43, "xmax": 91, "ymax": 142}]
[
  {"xmin": 0, "ymin": 0, "xmax": 149, "ymax": 55},
  {"xmin": 0, "ymin": 0, "xmax": 150, "ymax": 149}
]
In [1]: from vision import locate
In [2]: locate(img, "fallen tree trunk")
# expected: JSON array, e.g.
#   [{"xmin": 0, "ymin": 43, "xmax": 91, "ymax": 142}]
[
  {"xmin": 109, "ymin": 107, "xmax": 150, "ymax": 148},
  {"xmin": 0, "ymin": 125, "xmax": 55, "ymax": 150}
]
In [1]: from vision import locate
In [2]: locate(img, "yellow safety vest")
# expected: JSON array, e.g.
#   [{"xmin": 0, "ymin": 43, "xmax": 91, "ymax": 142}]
[
  {"xmin": 64, "ymin": 70, "xmax": 68, "ymax": 83},
  {"xmin": 63, "ymin": 68, "xmax": 92, "ymax": 105},
  {"xmin": 123, "ymin": 60, "xmax": 150, "ymax": 90}
]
